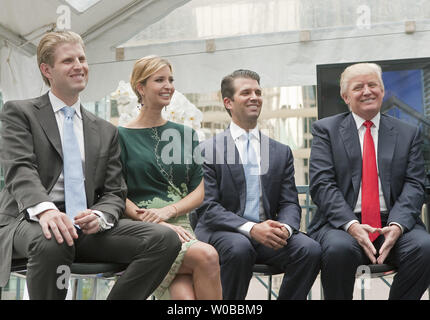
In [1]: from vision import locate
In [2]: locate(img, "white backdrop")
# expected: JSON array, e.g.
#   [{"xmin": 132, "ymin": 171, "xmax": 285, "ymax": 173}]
[
  {"xmin": 0, "ymin": 46, "xmax": 44, "ymax": 102},
  {"xmin": 1, "ymin": 0, "xmax": 430, "ymax": 103},
  {"xmin": 83, "ymin": 20, "xmax": 430, "ymax": 102}
]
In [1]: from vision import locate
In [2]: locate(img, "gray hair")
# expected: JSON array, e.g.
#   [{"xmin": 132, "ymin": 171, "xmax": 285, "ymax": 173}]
[{"xmin": 340, "ymin": 62, "xmax": 384, "ymax": 97}]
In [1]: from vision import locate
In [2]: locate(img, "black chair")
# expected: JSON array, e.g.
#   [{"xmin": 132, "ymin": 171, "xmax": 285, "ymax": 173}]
[
  {"xmin": 355, "ymin": 263, "xmax": 397, "ymax": 300},
  {"xmin": 356, "ymin": 263, "xmax": 397, "ymax": 278},
  {"xmin": 252, "ymin": 264, "xmax": 284, "ymax": 300},
  {"xmin": 316, "ymin": 263, "xmax": 397, "ymax": 300},
  {"xmin": 0, "ymin": 258, "xmax": 128, "ymax": 300},
  {"xmin": 253, "ymin": 259, "xmax": 397, "ymax": 300}
]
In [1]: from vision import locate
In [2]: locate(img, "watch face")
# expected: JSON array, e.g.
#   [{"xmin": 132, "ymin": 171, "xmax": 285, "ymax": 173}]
[{"xmin": 98, "ymin": 217, "xmax": 106, "ymax": 230}]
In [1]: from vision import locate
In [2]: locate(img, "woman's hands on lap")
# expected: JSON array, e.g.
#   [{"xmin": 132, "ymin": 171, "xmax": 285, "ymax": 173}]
[{"xmin": 136, "ymin": 206, "xmax": 176, "ymax": 223}]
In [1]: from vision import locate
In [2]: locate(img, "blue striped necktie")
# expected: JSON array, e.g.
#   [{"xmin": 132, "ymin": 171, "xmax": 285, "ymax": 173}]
[
  {"xmin": 61, "ymin": 106, "xmax": 87, "ymax": 221},
  {"xmin": 242, "ymin": 132, "xmax": 260, "ymax": 222}
]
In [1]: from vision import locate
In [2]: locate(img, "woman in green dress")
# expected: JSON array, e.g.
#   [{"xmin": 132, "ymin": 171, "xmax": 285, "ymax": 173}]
[{"xmin": 118, "ymin": 55, "xmax": 222, "ymax": 300}]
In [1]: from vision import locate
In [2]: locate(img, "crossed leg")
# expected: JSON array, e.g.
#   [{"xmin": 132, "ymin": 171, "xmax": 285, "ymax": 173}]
[{"xmin": 169, "ymin": 241, "xmax": 222, "ymax": 300}]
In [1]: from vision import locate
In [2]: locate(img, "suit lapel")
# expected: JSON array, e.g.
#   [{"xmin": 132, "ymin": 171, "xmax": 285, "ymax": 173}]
[
  {"xmin": 224, "ymin": 129, "xmax": 246, "ymax": 213},
  {"xmin": 378, "ymin": 115, "xmax": 396, "ymax": 207},
  {"xmin": 33, "ymin": 95, "xmax": 99, "ymax": 205},
  {"xmin": 34, "ymin": 93, "xmax": 63, "ymax": 158},
  {"xmin": 260, "ymin": 132, "xmax": 271, "ymax": 215},
  {"xmin": 81, "ymin": 107, "xmax": 99, "ymax": 205},
  {"xmin": 339, "ymin": 113, "xmax": 362, "ymax": 200}
]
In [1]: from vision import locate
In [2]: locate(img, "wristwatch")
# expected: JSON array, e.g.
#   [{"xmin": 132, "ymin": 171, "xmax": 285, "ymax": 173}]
[{"xmin": 97, "ymin": 216, "xmax": 109, "ymax": 232}]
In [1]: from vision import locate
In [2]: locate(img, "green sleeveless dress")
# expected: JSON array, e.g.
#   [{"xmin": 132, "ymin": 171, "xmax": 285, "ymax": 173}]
[{"xmin": 118, "ymin": 121, "xmax": 203, "ymax": 299}]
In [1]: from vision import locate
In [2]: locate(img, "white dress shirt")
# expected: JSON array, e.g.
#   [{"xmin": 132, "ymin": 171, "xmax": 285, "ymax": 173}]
[
  {"xmin": 344, "ymin": 112, "xmax": 403, "ymax": 232},
  {"xmin": 27, "ymin": 91, "xmax": 113, "ymax": 228},
  {"xmin": 229, "ymin": 121, "xmax": 293, "ymax": 238}
]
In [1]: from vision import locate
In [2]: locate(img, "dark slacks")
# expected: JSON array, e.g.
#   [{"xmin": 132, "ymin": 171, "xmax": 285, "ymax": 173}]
[
  {"xmin": 12, "ymin": 218, "xmax": 181, "ymax": 300},
  {"xmin": 208, "ymin": 230, "xmax": 321, "ymax": 300},
  {"xmin": 311, "ymin": 223, "xmax": 430, "ymax": 300}
]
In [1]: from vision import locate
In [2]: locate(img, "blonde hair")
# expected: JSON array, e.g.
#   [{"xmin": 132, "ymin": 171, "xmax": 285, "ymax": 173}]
[
  {"xmin": 340, "ymin": 62, "xmax": 384, "ymax": 97},
  {"xmin": 37, "ymin": 31, "xmax": 85, "ymax": 86},
  {"xmin": 130, "ymin": 55, "xmax": 173, "ymax": 104}
]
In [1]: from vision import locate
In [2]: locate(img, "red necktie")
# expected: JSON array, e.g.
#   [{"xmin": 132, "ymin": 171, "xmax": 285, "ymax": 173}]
[{"xmin": 361, "ymin": 120, "xmax": 381, "ymax": 242}]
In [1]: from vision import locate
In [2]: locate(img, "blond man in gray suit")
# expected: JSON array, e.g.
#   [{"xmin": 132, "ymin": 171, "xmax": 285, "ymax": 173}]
[{"xmin": 0, "ymin": 31, "xmax": 181, "ymax": 299}]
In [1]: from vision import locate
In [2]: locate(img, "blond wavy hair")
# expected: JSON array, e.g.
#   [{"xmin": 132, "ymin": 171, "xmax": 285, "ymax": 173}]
[{"xmin": 130, "ymin": 55, "xmax": 172, "ymax": 104}]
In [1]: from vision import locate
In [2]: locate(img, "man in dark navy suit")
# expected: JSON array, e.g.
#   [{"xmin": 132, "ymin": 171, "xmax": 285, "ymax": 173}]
[{"xmin": 195, "ymin": 69, "xmax": 321, "ymax": 300}]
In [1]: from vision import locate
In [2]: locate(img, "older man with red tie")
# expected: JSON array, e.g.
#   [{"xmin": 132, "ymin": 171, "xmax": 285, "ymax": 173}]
[{"xmin": 307, "ymin": 62, "xmax": 430, "ymax": 300}]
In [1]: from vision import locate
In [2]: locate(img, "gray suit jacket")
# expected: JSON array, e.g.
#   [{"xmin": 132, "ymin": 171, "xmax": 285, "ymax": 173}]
[
  {"xmin": 0, "ymin": 93, "xmax": 127, "ymax": 286},
  {"xmin": 195, "ymin": 128, "xmax": 301, "ymax": 243},
  {"xmin": 307, "ymin": 112, "xmax": 426, "ymax": 237}
]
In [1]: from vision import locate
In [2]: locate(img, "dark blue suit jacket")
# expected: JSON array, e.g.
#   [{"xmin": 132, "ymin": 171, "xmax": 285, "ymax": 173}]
[
  {"xmin": 195, "ymin": 128, "xmax": 301, "ymax": 243},
  {"xmin": 307, "ymin": 112, "xmax": 426, "ymax": 237}
]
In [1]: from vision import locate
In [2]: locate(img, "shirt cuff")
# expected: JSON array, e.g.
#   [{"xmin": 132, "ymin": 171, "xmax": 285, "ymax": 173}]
[
  {"xmin": 343, "ymin": 220, "xmax": 359, "ymax": 232},
  {"xmin": 282, "ymin": 224, "xmax": 293, "ymax": 239},
  {"xmin": 27, "ymin": 202, "xmax": 58, "ymax": 222},
  {"xmin": 238, "ymin": 222, "xmax": 293, "ymax": 239},
  {"xmin": 389, "ymin": 222, "xmax": 404, "ymax": 234},
  {"xmin": 91, "ymin": 210, "xmax": 114, "ymax": 230},
  {"xmin": 238, "ymin": 221, "xmax": 256, "ymax": 237}
]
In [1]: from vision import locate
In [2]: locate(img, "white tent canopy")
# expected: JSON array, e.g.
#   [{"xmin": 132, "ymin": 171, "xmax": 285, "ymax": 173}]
[
  {"xmin": 0, "ymin": 0, "xmax": 190, "ymax": 101},
  {"xmin": 1, "ymin": 0, "xmax": 430, "ymax": 103}
]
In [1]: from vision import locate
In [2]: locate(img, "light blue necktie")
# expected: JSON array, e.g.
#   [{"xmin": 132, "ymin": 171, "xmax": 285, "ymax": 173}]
[
  {"xmin": 242, "ymin": 132, "xmax": 260, "ymax": 222},
  {"xmin": 61, "ymin": 106, "xmax": 87, "ymax": 221}
]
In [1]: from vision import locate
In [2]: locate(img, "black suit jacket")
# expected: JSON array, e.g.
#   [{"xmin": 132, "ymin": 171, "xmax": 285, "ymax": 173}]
[
  {"xmin": 195, "ymin": 128, "xmax": 301, "ymax": 243},
  {"xmin": 0, "ymin": 93, "xmax": 127, "ymax": 286},
  {"xmin": 307, "ymin": 112, "xmax": 426, "ymax": 237}
]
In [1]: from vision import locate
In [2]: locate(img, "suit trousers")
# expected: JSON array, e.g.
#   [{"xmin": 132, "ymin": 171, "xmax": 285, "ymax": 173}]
[
  {"xmin": 312, "ymin": 223, "xmax": 430, "ymax": 299},
  {"xmin": 12, "ymin": 218, "xmax": 181, "ymax": 299},
  {"xmin": 208, "ymin": 230, "xmax": 321, "ymax": 300}
]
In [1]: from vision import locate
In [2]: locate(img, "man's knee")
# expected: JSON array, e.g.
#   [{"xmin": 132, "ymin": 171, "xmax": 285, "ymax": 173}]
[
  {"xmin": 301, "ymin": 237, "xmax": 322, "ymax": 262},
  {"xmin": 408, "ymin": 233, "xmax": 430, "ymax": 265},
  {"xmin": 164, "ymin": 226, "xmax": 182, "ymax": 254},
  {"xmin": 221, "ymin": 239, "xmax": 256, "ymax": 266},
  {"xmin": 148, "ymin": 224, "xmax": 182, "ymax": 256},
  {"xmin": 28, "ymin": 234, "xmax": 75, "ymax": 266},
  {"xmin": 320, "ymin": 233, "xmax": 361, "ymax": 267},
  {"xmin": 324, "ymin": 240, "xmax": 356, "ymax": 257},
  {"xmin": 420, "ymin": 239, "xmax": 430, "ymax": 260}
]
